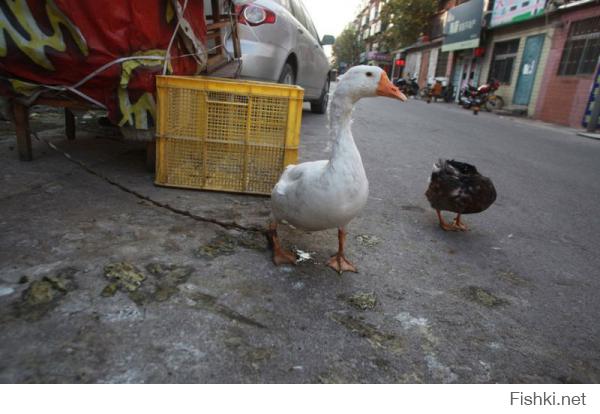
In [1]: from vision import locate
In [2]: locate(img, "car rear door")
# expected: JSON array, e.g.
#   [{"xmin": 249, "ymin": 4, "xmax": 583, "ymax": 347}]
[
  {"xmin": 297, "ymin": 0, "xmax": 329, "ymax": 94},
  {"xmin": 288, "ymin": 0, "xmax": 319, "ymax": 97}
]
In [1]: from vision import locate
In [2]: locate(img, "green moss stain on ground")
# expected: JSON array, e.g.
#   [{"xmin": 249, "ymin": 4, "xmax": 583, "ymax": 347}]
[
  {"xmin": 331, "ymin": 313, "xmax": 403, "ymax": 353},
  {"xmin": 13, "ymin": 267, "xmax": 78, "ymax": 321},
  {"xmin": 245, "ymin": 347, "xmax": 273, "ymax": 370},
  {"xmin": 345, "ymin": 292, "xmax": 377, "ymax": 311},
  {"xmin": 102, "ymin": 262, "xmax": 145, "ymax": 296},
  {"xmin": 24, "ymin": 280, "xmax": 55, "ymax": 306},
  {"xmin": 187, "ymin": 291, "xmax": 266, "ymax": 329},
  {"xmin": 132, "ymin": 263, "xmax": 194, "ymax": 305},
  {"xmin": 194, "ymin": 231, "xmax": 266, "ymax": 260},
  {"xmin": 355, "ymin": 234, "xmax": 380, "ymax": 247},
  {"xmin": 462, "ymin": 286, "xmax": 508, "ymax": 307},
  {"xmin": 236, "ymin": 231, "xmax": 268, "ymax": 252},
  {"xmin": 316, "ymin": 371, "xmax": 354, "ymax": 384},
  {"xmin": 195, "ymin": 234, "xmax": 237, "ymax": 259},
  {"xmin": 498, "ymin": 270, "xmax": 530, "ymax": 286},
  {"xmin": 101, "ymin": 262, "xmax": 194, "ymax": 305}
]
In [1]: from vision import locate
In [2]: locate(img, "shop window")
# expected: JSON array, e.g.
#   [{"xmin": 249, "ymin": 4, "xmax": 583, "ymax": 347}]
[
  {"xmin": 558, "ymin": 16, "xmax": 600, "ymax": 76},
  {"xmin": 435, "ymin": 51, "xmax": 449, "ymax": 77},
  {"xmin": 488, "ymin": 39, "xmax": 520, "ymax": 84}
]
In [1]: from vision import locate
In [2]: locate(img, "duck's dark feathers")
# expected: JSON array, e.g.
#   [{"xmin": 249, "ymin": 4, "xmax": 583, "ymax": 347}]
[{"xmin": 425, "ymin": 159, "xmax": 496, "ymax": 214}]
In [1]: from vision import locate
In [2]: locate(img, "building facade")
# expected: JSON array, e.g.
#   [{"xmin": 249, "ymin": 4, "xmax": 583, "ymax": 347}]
[
  {"xmin": 393, "ymin": 0, "xmax": 479, "ymax": 93},
  {"xmin": 354, "ymin": 0, "xmax": 393, "ymax": 74},
  {"xmin": 391, "ymin": 0, "xmax": 600, "ymax": 128},
  {"xmin": 479, "ymin": 11, "xmax": 554, "ymax": 116},
  {"xmin": 535, "ymin": 5, "xmax": 600, "ymax": 127}
]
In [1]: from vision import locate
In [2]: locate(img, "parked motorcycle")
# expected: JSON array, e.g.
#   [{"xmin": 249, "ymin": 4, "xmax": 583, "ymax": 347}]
[
  {"xmin": 459, "ymin": 79, "xmax": 503, "ymax": 114},
  {"xmin": 394, "ymin": 77, "xmax": 419, "ymax": 98},
  {"xmin": 422, "ymin": 77, "xmax": 453, "ymax": 103}
]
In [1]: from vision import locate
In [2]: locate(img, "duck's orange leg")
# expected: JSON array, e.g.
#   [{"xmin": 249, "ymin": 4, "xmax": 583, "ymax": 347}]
[
  {"xmin": 436, "ymin": 209, "xmax": 458, "ymax": 231},
  {"xmin": 452, "ymin": 214, "xmax": 469, "ymax": 231},
  {"xmin": 327, "ymin": 228, "xmax": 357, "ymax": 274},
  {"xmin": 267, "ymin": 222, "xmax": 296, "ymax": 266}
]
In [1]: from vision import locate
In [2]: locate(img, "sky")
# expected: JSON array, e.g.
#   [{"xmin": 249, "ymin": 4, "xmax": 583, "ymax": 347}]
[
  {"xmin": 302, "ymin": 0, "xmax": 364, "ymax": 38},
  {"xmin": 301, "ymin": 0, "xmax": 364, "ymax": 59}
]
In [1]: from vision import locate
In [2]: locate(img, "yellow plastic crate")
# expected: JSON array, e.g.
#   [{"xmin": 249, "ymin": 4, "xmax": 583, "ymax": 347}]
[{"xmin": 155, "ymin": 75, "xmax": 303, "ymax": 195}]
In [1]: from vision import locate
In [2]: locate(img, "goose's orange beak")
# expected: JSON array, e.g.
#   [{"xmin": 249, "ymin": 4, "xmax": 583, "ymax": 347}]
[{"xmin": 376, "ymin": 72, "xmax": 407, "ymax": 102}]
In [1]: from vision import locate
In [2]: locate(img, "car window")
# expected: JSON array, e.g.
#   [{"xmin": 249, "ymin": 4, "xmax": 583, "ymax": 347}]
[
  {"xmin": 300, "ymin": 2, "xmax": 321, "ymax": 43},
  {"xmin": 289, "ymin": 0, "xmax": 309, "ymax": 30},
  {"xmin": 275, "ymin": 0, "xmax": 292, "ymax": 11}
]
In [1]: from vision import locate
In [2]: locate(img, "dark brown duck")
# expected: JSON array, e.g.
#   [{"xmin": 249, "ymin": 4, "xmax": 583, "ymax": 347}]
[{"xmin": 425, "ymin": 159, "xmax": 496, "ymax": 231}]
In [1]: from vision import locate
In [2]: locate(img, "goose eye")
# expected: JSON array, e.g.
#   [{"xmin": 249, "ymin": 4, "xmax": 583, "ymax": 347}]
[{"xmin": 366, "ymin": 72, "xmax": 373, "ymax": 77}]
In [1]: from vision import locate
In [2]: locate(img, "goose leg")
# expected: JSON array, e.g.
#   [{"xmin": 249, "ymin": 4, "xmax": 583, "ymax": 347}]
[
  {"xmin": 267, "ymin": 222, "xmax": 296, "ymax": 266},
  {"xmin": 452, "ymin": 214, "xmax": 469, "ymax": 231},
  {"xmin": 436, "ymin": 209, "xmax": 458, "ymax": 231},
  {"xmin": 327, "ymin": 228, "xmax": 357, "ymax": 274}
]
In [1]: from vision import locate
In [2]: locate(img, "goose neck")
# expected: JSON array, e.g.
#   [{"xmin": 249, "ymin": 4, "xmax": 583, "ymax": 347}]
[
  {"xmin": 328, "ymin": 91, "xmax": 354, "ymax": 142},
  {"xmin": 328, "ymin": 91, "xmax": 362, "ymax": 165}
]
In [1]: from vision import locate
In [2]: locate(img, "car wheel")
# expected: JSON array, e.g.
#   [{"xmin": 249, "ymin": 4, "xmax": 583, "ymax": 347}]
[
  {"xmin": 310, "ymin": 77, "xmax": 330, "ymax": 114},
  {"xmin": 278, "ymin": 63, "xmax": 295, "ymax": 85}
]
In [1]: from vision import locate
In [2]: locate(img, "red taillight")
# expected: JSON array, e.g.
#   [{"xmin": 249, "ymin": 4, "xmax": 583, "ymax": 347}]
[{"xmin": 235, "ymin": 4, "xmax": 276, "ymax": 26}]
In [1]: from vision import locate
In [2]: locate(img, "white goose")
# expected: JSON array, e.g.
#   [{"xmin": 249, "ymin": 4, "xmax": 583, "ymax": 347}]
[{"xmin": 268, "ymin": 65, "xmax": 407, "ymax": 273}]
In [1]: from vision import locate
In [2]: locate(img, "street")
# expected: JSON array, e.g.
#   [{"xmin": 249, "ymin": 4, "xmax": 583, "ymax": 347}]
[{"xmin": 1, "ymin": 95, "xmax": 599, "ymax": 383}]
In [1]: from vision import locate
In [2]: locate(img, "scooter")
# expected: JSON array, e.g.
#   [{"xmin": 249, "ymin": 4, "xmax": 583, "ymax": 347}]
[
  {"xmin": 459, "ymin": 79, "xmax": 503, "ymax": 114},
  {"xmin": 394, "ymin": 76, "xmax": 419, "ymax": 98},
  {"xmin": 422, "ymin": 77, "xmax": 452, "ymax": 103}
]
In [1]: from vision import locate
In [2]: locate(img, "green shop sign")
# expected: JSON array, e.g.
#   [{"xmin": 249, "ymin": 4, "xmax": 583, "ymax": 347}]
[{"xmin": 442, "ymin": 0, "xmax": 484, "ymax": 52}]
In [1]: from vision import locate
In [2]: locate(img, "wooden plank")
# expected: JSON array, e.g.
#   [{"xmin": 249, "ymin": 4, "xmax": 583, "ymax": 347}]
[
  {"xmin": 34, "ymin": 97, "xmax": 91, "ymax": 110},
  {"xmin": 205, "ymin": 14, "xmax": 233, "ymax": 21},
  {"xmin": 206, "ymin": 21, "xmax": 231, "ymax": 30},
  {"xmin": 210, "ymin": 0, "xmax": 224, "ymax": 52},
  {"xmin": 206, "ymin": 54, "xmax": 228, "ymax": 73},
  {"xmin": 211, "ymin": 0, "xmax": 222, "ymax": 23},
  {"xmin": 206, "ymin": 31, "xmax": 224, "ymax": 40},
  {"xmin": 12, "ymin": 102, "xmax": 32, "ymax": 161},
  {"xmin": 232, "ymin": 19, "xmax": 242, "ymax": 60},
  {"xmin": 208, "ymin": 54, "xmax": 227, "ymax": 65},
  {"xmin": 65, "ymin": 108, "xmax": 76, "ymax": 140}
]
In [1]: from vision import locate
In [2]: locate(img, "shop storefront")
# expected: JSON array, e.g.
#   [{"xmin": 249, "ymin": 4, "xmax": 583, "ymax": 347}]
[
  {"xmin": 479, "ymin": 0, "xmax": 552, "ymax": 116},
  {"xmin": 442, "ymin": 0, "xmax": 485, "ymax": 102}
]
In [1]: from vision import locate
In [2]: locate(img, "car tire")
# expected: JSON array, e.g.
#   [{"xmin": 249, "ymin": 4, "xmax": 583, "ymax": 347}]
[
  {"xmin": 278, "ymin": 63, "xmax": 295, "ymax": 85},
  {"xmin": 311, "ymin": 77, "xmax": 330, "ymax": 114}
]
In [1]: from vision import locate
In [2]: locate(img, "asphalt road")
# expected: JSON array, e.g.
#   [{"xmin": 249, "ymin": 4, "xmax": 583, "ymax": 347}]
[{"xmin": 1, "ymin": 93, "xmax": 599, "ymax": 383}]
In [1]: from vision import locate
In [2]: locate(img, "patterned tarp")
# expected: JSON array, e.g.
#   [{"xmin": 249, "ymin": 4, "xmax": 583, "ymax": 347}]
[{"xmin": 0, "ymin": 0, "xmax": 208, "ymax": 129}]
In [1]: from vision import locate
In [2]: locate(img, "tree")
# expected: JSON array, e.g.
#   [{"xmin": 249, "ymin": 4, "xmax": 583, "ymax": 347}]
[
  {"xmin": 332, "ymin": 26, "xmax": 362, "ymax": 68},
  {"xmin": 381, "ymin": 0, "xmax": 438, "ymax": 50}
]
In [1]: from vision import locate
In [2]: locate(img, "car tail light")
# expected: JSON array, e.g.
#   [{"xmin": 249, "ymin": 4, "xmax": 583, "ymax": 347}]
[{"xmin": 235, "ymin": 4, "xmax": 276, "ymax": 26}]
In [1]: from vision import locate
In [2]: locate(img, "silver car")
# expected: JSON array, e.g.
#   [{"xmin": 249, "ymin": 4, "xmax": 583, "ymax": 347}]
[{"xmin": 229, "ymin": 0, "xmax": 334, "ymax": 113}]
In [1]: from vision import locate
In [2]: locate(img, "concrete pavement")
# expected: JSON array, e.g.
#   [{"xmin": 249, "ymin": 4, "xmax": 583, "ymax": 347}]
[{"xmin": 0, "ymin": 96, "xmax": 599, "ymax": 383}]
